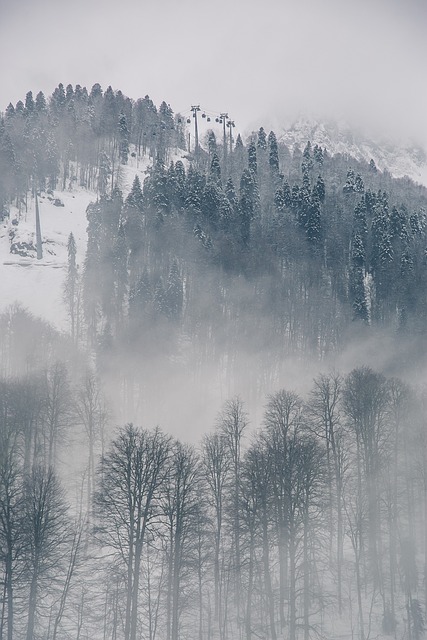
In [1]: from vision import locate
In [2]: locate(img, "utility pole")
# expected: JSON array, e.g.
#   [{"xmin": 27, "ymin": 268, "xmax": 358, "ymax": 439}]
[
  {"xmin": 190, "ymin": 105, "xmax": 201, "ymax": 157},
  {"xmin": 220, "ymin": 113, "xmax": 228, "ymax": 172},
  {"xmin": 227, "ymin": 120, "xmax": 235, "ymax": 171},
  {"xmin": 35, "ymin": 192, "xmax": 43, "ymax": 260}
]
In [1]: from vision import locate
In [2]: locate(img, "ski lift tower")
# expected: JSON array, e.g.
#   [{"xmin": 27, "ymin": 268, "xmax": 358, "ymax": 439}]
[
  {"xmin": 190, "ymin": 105, "xmax": 201, "ymax": 156},
  {"xmin": 35, "ymin": 193, "xmax": 43, "ymax": 260},
  {"xmin": 220, "ymin": 113, "xmax": 228, "ymax": 169}
]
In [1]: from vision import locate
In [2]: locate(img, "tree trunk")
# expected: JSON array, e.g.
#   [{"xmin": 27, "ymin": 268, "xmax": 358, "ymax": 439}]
[
  {"xmin": 355, "ymin": 551, "xmax": 365, "ymax": 640},
  {"xmin": 303, "ymin": 505, "xmax": 310, "ymax": 640},
  {"xmin": 424, "ymin": 423, "xmax": 427, "ymax": 617},
  {"xmin": 214, "ymin": 528, "xmax": 221, "ymax": 635},
  {"xmin": 5, "ymin": 552, "xmax": 14, "ymax": 640},
  {"xmin": 166, "ymin": 530, "xmax": 174, "ymax": 640},
  {"xmin": 262, "ymin": 515, "xmax": 277, "ymax": 640},
  {"xmin": 26, "ymin": 572, "xmax": 38, "ymax": 640},
  {"xmin": 130, "ymin": 537, "xmax": 143, "ymax": 640},
  {"xmin": 289, "ymin": 524, "xmax": 297, "ymax": 640},
  {"xmin": 234, "ymin": 467, "xmax": 242, "ymax": 636},
  {"xmin": 278, "ymin": 520, "xmax": 288, "ymax": 631},
  {"xmin": 245, "ymin": 533, "xmax": 255, "ymax": 640},
  {"xmin": 171, "ymin": 532, "xmax": 182, "ymax": 640},
  {"xmin": 335, "ymin": 493, "xmax": 343, "ymax": 617},
  {"xmin": 124, "ymin": 526, "xmax": 134, "ymax": 640}
]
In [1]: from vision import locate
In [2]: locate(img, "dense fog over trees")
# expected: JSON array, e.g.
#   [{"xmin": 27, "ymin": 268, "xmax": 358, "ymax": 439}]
[
  {"xmin": 1, "ymin": 83, "xmax": 427, "ymax": 639},
  {"xmin": 1, "ymin": 316, "xmax": 427, "ymax": 640}
]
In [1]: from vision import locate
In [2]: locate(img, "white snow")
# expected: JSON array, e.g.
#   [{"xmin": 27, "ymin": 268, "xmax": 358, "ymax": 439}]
[
  {"xmin": 0, "ymin": 149, "xmax": 188, "ymax": 331},
  {"xmin": 0, "ymin": 188, "xmax": 94, "ymax": 328},
  {"xmin": 249, "ymin": 116, "xmax": 427, "ymax": 187}
]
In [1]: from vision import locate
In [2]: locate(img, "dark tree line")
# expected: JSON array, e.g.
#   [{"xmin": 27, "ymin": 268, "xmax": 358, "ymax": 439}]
[
  {"xmin": 77, "ymin": 127, "xmax": 427, "ymax": 424},
  {"xmin": 0, "ymin": 83, "xmax": 185, "ymax": 215}
]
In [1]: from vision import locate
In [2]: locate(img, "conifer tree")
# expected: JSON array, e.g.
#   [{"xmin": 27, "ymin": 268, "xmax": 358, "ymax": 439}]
[
  {"xmin": 248, "ymin": 143, "xmax": 257, "ymax": 175},
  {"xmin": 312, "ymin": 175, "xmax": 325, "ymax": 203},
  {"xmin": 50, "ymin": 83, "xmax": 66, "ymax": 119},
  {"xmin": 268, "ymin": 131, "xmax": 279, "ymax": 175},
  {"xmin": 282, "ymin": 180, "xmax": 292, "ymax": 207},
  {"xmin": 201, "ymin": 181, "xmax": 222, "ymax": 229},
  {"xmin": 113, "ymin": 222, "xmax": 128, "ymax": 323},
  {"xmin": 62, "ymin": 85, "xmax": 72, "ymax": 104},
  {"xmin": 126, "ymin": 175, "xmax": 144, "ymax": 211},
  {"xmin": 257, "ymin": 127, "xmax": 267, "ymax": 150},
  {"xmin": 165, "ymin": 260, "xmax": 183, "ymax": 320},
  {"xmin": 210, "ymin": 153, "xmax": 222, "ymax": 183},
  {"xmin": 302, "ymin": 141, "xmax": 313, "ymax": 173},
  {"xmin": 350, "ymin": 233, "xmax": 369, "ymax": 322},
  {"xmin": 64, "ymin": 233, "xmax": 79, "ymax": 343},
  {"xmin": 390, "ymin": 205, "xmax": 407, "ymax": 240},
  {"xmin": 118, "ymin": 112, "xmax": 129, "ymax": 164},
  {"xmin": 153, "ymin": 277, "xmax": 166, "ymax": 315},
  {"xmin": 306, "ymin": 195, "xmax": 322, "ymax": 249},
  {"xmin": 274, "ymin": 188, "xmax": 286, "ymax": 214},
  {"xmin": 0, "ymin": 122, "xmax": 17, "ymax": 208},
  {"xmin": 354, "ymin": 173, "xmax": 364, "ymax": 193},
  {"xmin": 149, "ymin": 161, "xmax": 170, "ymax": 224},
  {"xmin": 98, "ymin": 152, "xmax": 111, "ymax": 197},
  {"xmin": 5, "ymin": 103, "xmax": 15, "ymax": 118},
  {"xmin": 313, "ymin": 144, "xmax": 324, "ymax": 166},
  {"xmin": 45, "ymin": 132, "xmax": 60, "ymax": 190},
  {"xmin": 24, "ymin": 91, "xmax": 34, "ymax": 117},
  {"xmin": 218, "ymin": 191, "xmax": 234, "ymax": 232},
  {"xmin": 129, "ymin": 269, "xmax": 152, "ymax": 322},
  {"xmin": 15, "ymin": 100, "xmax": 25, "ymax": 116},
  {"xmin": 185, "ymin": 166, "xmax": 205, "ymax": 218},
  {"xmin": 233, "ymin": 133, "xmax": 246, "ymax": 176},
  {"xmin": 172, "ymin": 160, "xmax": 186, "ymax": 208},
  {"xmin": 239, "ymin": 169, "xmax": 255, "ymax": 246},
  {"xmin": 102, "ymin": 85, "xmax": 117, "ymax": 139},
  {"xmin": 343, "ymin": 168, "xmax": 356, "ymax": 193},
  {"xmin": 207, "ymin": 130, "xmax": 217, "ymax": 159}
]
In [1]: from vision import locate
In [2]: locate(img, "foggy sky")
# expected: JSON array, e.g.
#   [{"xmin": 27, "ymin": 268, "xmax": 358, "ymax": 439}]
[{"xmin": 1, "ymin": 0, "xmax": 426, "ymax": 144}]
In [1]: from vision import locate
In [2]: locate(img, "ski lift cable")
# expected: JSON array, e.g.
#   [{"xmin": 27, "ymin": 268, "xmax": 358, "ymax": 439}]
[{"xmin": 175, "ymin": 106, "xmax": 234, "ymax": 122}]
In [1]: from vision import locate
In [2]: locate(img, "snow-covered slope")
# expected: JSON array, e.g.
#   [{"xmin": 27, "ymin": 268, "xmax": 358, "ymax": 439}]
[
  {"xmin": 0, "ymin": 188, "xmax": 93, "ymax": 328},
  {"xmin": 0, "ymin": 152, "xmax": 170, "ymax": 329},
  {"xmin": 260, "ymin": 117, "xmax": 427, "ymax": 186}
]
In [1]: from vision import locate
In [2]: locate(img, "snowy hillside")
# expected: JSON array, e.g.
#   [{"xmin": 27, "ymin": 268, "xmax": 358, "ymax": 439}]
[
  {"xmin": 0, "ymin": 188, "xmax": 93, "ymax": 327},
  {"xmin": 0, "ymin": 152, "xmax": 177, "ymax": 329},
  {"xmin": 261, "ymin": 117, "xmax": 427, "ymax": 186}
]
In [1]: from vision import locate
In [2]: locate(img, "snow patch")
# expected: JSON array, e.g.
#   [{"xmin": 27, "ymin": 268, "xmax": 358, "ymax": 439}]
[
  {"xmin": 0, "ymin": 148, "xmax": 188, "ymax": 330},
  {"xmin": 254, "ymin": 117, "xmax": 427, "ymax": 187}
]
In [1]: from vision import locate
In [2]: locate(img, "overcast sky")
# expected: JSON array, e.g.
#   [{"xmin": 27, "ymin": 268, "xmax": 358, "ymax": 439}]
[{"xmin": 1, "ymin": 0, "xmax": 426, "ymax": 144}]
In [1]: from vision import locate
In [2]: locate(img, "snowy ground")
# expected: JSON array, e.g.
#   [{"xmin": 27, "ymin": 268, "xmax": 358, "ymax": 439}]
[
  {"xmin": 0, "ymin": 150, "xmax": 187, "ymax": 330},
  {"xmin": 0, "ymin": 188, "xmax": 93, "ymax": 328}
]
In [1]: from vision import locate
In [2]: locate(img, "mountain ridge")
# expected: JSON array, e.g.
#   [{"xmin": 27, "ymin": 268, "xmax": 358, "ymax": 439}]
[{"xmin": 247, "ymin": 116, "xmax": 427, "ymax": 187}]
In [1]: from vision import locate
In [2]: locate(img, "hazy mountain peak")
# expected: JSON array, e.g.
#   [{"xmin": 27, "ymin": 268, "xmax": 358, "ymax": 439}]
[{"xmin": 247, "ymin": 115, "xmax": 427, "ymax": 186}]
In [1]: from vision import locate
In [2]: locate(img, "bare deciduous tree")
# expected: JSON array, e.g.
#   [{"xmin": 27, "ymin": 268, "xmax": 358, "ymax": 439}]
[
  {"xmin": 202, "ymin": 432, "xmax": 230, "ymax": 639},
  {"xmin": 218, "ymin": 396, "xmax": 248, "ymax": 637},
  {"xmin": 23, "ymin": 466, "xmax": 69, "ymax": 640},
  {"xmin": 94, "ymin": 424, "xmax": 171, "ymax": 640}
]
